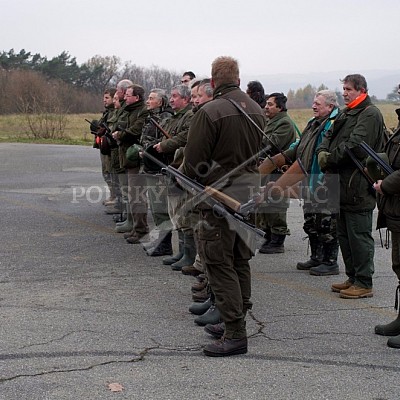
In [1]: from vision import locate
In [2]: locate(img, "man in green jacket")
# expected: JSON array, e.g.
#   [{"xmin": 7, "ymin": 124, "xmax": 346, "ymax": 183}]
[
  {"xmin": 112, "ymin": 84, "xmax": 149, "ymax": 243},
  {"xmin": 285, "ymin": 90, "xmax": 340, "ymax": 276},
  {"xmin": 318, "ymin": 74, "xmax": 385, "ymax": 299},
  {"xmin": 257, "ymin": 93, "xmax": 297, "ymax": 254},
  {"xmin": 373, "ymin": 108, "xmax": 400, "ymax": 347},
  {"xmin": 145, "ymin": 85, "xmax": 193, "ymax": 257},
  {"xmin": 182, "ymin": 56, "xmax": 265, "ymax": 357}
]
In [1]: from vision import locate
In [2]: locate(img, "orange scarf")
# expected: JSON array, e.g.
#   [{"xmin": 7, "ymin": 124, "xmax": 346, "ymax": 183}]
[{"xmin": 346, "ymin": 92, "xmax": 367, "ymax": 109}]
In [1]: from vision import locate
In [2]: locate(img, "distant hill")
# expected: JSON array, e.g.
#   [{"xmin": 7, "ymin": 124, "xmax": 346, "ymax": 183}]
[{"xmin": 241, "ymin": 69, "xmax": 399, "ymax": 100}]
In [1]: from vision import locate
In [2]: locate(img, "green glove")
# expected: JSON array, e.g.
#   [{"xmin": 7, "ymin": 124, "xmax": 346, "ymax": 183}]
[{"xmin": 318, "ymin": 151, "xmax": 331, "ymax": 170}]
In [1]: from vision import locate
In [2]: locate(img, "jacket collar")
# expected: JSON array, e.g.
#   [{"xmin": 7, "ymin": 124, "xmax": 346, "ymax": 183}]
[{"xmin": 213, "ymin": 84, "xmax": 240, "ymax": 99}]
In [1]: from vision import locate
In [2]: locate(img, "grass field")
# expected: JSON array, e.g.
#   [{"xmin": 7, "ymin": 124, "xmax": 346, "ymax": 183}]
[{"xmin": 0, "ymin": 104, "xmax": 398, "ymax": 145}]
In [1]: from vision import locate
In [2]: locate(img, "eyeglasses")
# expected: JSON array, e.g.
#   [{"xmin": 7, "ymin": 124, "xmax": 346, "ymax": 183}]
[{"xmin": 181, "ymin": 79, "xmax": 190, "ymax": 83}]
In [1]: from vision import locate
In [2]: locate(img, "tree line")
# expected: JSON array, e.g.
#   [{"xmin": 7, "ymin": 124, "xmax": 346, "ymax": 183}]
[
  {"xmin": 1, "ymin": 48, "xmax": 399, "ymax": 116},
  {"xmin": 0, "ymin": 49, "xmax": 182, "ymax": 115}
]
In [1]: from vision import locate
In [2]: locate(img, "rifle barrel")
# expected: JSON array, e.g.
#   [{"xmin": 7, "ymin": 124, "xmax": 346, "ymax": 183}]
[
  {"xmin": 360, "ymin": 141, "xmax": 394, "ymax": 175},
  {"xmin": 344, "ymin": 146, "xmax": 375, "ymax": 185},
  {"xmin": 150, "ymin": 118, "xmax": 172, "ymax": 139}
]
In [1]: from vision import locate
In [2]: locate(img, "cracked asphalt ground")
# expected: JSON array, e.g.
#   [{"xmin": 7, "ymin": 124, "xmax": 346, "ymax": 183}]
[{"xmin": 0, "ymin": 143, "xmax": 400, "ymax": 400}]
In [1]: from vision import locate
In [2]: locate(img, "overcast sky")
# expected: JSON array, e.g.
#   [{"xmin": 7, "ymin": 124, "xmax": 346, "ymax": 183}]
[{"xmin": 3, "ymin": 0, "xmax": 400, "ymax": 81}]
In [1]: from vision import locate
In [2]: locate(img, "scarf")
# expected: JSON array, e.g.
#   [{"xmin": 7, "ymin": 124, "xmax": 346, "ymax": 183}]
[
  {"xmin": 309, "ymin": 107, "xmax": 339, "ymax": 193},
  {"xmin": 346, "ymin": 92, "xmax": 367, "ymax": 109}
]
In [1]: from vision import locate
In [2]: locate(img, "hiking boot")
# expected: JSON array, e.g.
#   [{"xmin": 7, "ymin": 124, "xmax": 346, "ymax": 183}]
[
  {"xmin": 309, "ymin": 262, "xmax": 339, "ymax": 276},
  {"xmin": 258, "ymin": 233, "xmax": 285, "ymax": 254},
  {"xmin": 297, "ymin": 235, "xmax": 323, "ymax": 270},
  {"xmin": 387, "ymin": 335, "xmax": 400, "ymax": 349},
  {"xmin": 147, "ymin": 242, "xmax": 173, "ymax": 256},
  {"xmin": 339, "ymin": 285, "xmax": 373, "ymax": 299},
  {"xmin": 146, "ymin": 231, "xmax": 173, "ymax": 256},
  {"xmin": 191, "ymin": 279, "xmax": 208, "ymax": 292},
  {"xmin": 192, "ymin": 288, "xmax": 209, "ymax": 303},
  {"xmin": 331, "ymin": 279, "xmax": 353, "ymax": 293},
  {"xmin": 194, "ymin": 304, "xmax": 221, "ymax": 326},
  {"xmin": 297, "ymin": 258, "xmax": 321, "ymax": 270},
  {"xmin": 189, "ymin": 298, "xmax": 212, "ymax": 315},
  {"xmin": 203, "ymin": 336, "xmax": 248, "ymax": 357},
  {"xmin": 204, "ymin": 322, "xmax": 225, "ymax": 339},
  {"xmin": 310, "ymin": 241, "xmax": 339, "ymax": 275},
  {"xmin": 182, "ymin": 265, "xmax": 202, "ymax": 277},
  {"xmin": 126, "ymin": 232, "xmax": 147, "ymax": 244}
]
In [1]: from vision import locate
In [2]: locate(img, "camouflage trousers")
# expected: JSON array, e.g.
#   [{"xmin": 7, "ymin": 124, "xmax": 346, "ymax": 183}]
[{"xmin": 303, "ymin": 207, "xmax": 337, "ymax": 244}]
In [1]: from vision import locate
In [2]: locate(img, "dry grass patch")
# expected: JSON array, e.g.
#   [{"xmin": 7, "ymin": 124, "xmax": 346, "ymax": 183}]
[{"xmin": 0, "ymin": 104, "xmax": 398, "ymax": 144}]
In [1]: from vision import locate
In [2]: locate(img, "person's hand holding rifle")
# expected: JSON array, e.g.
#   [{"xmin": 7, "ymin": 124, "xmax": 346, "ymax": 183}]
[{"xmin": 149, "ymin": 118, "xmax": 172, "ymax": 153}]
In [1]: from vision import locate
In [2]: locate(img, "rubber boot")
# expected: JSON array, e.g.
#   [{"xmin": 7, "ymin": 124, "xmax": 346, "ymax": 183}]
[
  {"xmin": 387, "ymin": 335, "xmax": 400, "ymax": 348},
  {"xmin": 259, "ymin": 233, "xmax": 285, "ymax": 254},
  {"xmin": 115, "ymin": 204, "xmax": 133, "ymax": 233},
  {"xmin": 163, "ymin": 230, "xmax": 184, "ymax": 265},
  {"xmin": 297, "ymin": 235, "xmax": 323, "ymax": 270},
  {"xmin": 189, "ymin": 297, "xmax": 212, "ymax": 315},
  {"xmin": 376, "ymin": 285, "xmax": 400, "ymax": 336},
  {"xmin": 309, "ymin": 241, "xmax": 340, "ymax": 276},
  {"xmin": 171, "ymin": 232, "xmax": 197, "ymax": 271},
  {"xmin": 194, "ymin": 303, "xmax": 222, "ymax": 326}
]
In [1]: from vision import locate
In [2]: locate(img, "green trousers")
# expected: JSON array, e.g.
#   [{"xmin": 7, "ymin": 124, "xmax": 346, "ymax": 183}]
[
  {"xmin": 337, "ymin": 209, "xmax": 374, "ymax": 288},
  {"xmin": 196, "ymin": 209, "xmax": 254, "ymax": 339},
  {"xmin": 146, "ymin": 175, "xmax": 172, "ymax": 231}
]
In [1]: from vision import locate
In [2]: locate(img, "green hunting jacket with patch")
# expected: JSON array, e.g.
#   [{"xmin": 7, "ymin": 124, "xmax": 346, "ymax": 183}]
[{"xmin": 182, "ymin": 84, "xmax": 265, "ymax": 204}]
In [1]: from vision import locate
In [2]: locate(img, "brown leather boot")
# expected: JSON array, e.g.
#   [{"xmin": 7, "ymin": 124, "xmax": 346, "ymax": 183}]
[
  {"xmin": 339, "ymin": 285, "xmax": 373, "ymax": 299},
  {"xmin": 203, "ymin": 336, "xmax": 248, "ymax": 357},
  {"xmin": 331, "ymin": 279, "xmax": 353, "ymax": 293}
]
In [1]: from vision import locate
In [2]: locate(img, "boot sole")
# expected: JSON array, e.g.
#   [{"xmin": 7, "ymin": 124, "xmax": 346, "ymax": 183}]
[
  {"xmin": 195, "ymin": 317, "xmax": 222, "ymax": 327},
  {"xmin": 309, "ymin": 269, "xmax": 339, "ymax": 276},
  {"xmin": 259, "ymin": 249, "xmax": 284, "ymax": 254},
  {"xmin": 162, "ymin": 259, "xmax": 181, "ymax": 265},
  {"xmin": 203, "ymin": 346, "xmax": 247, "ymax": 357},
  {"xmin": 331, "ymin": 286, "xmax": 352, "ymax": 293},
  {"xmin": 339, "ymin": 292, "xmax": 373, "ymax": 299},
  {"xmin": 182, "ymin": 270, "xmax": 202, "ymax": 276},
  {"xmin": 115, "ymin": 227, "xmax": 133, "ymax": 233}
]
